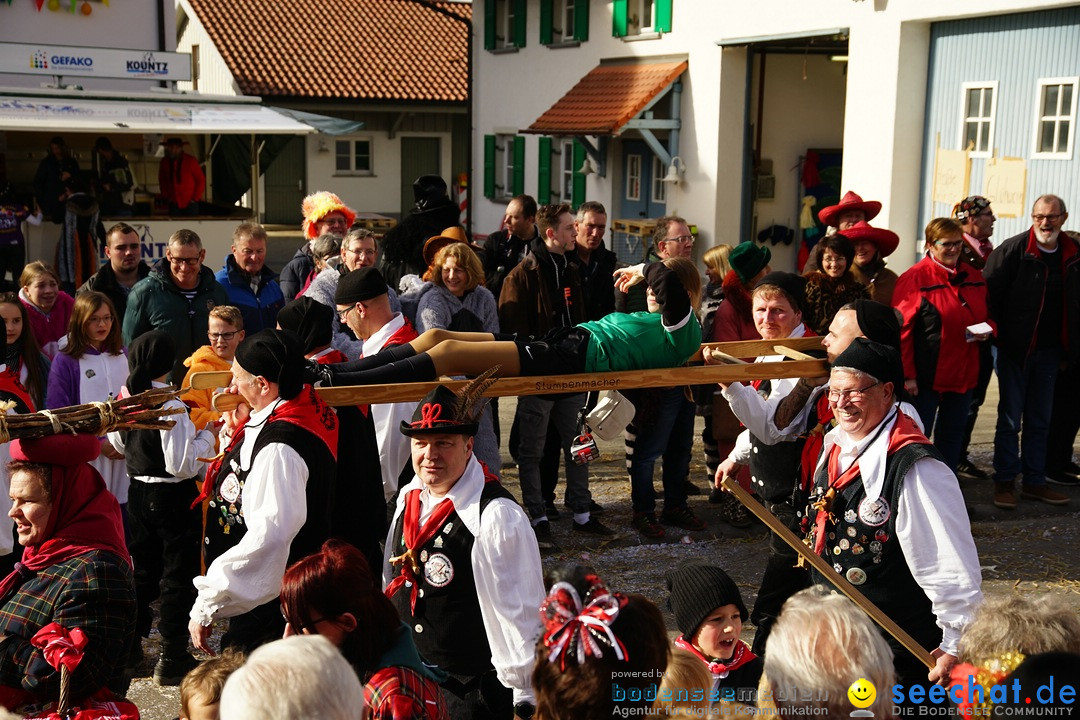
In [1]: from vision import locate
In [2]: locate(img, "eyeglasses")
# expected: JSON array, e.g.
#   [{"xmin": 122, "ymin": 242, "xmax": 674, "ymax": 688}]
[
  {"xmin": 827, "ymin": 381, "xmax": 880, "ymax": 403},
  {"xmin": 167, "ymin": 254, "xmax": 201, "ymax": 267},
  {"xmin": 88, "ymin": 315, "xmax": 113, "ymax": 325},
  {"xmin": 280, "ymin": 607, "xmax": 326, "ymax": 631},
  {"xmin": 337, "ymin": 306, "xmax": 354, "ymax": 322},
  {"xmin": 208, "ymin": 331, "xmax": 239, "ymax": 341},
  {"xmin": 933, "ymin": 240, "xmax": 963, "ymax": 250},
  {"xmin": 1032, "ymin": 214, "xmax": 1063, "ymax": 223},
  {"xmin": 665, "ymin": 234, "xmax": 696, "ymax": 245}
]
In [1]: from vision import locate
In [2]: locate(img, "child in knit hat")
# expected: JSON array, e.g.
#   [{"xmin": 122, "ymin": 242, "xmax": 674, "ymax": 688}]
[{"xmin": 665, "ymin": 559, "xmax": 763, "ymax": 705}]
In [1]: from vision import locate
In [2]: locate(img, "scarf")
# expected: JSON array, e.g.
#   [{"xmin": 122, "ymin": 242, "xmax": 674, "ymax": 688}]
[{"xmin": 673, "ymin": 635, "xmax": 757, "ymax": 678}]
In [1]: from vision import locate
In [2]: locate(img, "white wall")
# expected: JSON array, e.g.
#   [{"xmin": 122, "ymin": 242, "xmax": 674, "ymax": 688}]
[{"xmin": 174, "ymin": 0, "xmax": 240, "ymax": 96}]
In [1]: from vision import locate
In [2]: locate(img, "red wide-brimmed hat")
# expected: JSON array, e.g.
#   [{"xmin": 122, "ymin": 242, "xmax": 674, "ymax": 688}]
[
  {"xmin": 818, "ymin": 191, "xmax": 882, "ymax": 228},
  {"xmin": 839, "ymin": 221, "xmax": 900, "ymax": 258}
]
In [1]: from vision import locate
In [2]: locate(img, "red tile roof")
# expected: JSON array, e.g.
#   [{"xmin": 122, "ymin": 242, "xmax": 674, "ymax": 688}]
[
  {"xmin": 185, "ymin": 0, "xmax": 470, "ymax": 102},
  {"xmin": 524, "ymin": 59, "xmax": 688, "ymax": 135}
]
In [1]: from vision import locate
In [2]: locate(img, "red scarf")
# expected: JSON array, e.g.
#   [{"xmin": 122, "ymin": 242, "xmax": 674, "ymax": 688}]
[
  {"xmin": 673, "ymin": 635, "xmax": 757, "ymax": 677},
  {"xmin": 0, "ymin": 361, "xmax": 35, "ymax": 412},
  {"xmin": 0, "ymin": 462, "xmax": 130, "ymax": 601},
  {"xmin": 812, "ymin": 411, "xmax": 927, "ymax": 554}
]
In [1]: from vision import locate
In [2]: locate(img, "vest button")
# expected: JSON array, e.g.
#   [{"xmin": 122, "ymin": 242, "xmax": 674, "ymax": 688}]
[
  {"xmin": 418, "ymin": 589, "xmax": 425, "ymax": 597},
  {"xmin": 414, "ymin": 623, "xmax": 424, "ymax": 633}
]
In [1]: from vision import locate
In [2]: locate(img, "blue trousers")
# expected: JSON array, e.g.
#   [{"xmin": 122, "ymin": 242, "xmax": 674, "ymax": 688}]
[
  {"xmin": 993, "ymin": 348, "xmax": 1062, "ymax": 486},
  {"xmin": 627, "ymin": 388, "xmax": 694, "ymax": 514},
  {"xmin": 910, "ymin": 388, "xmax": 973, "ymax": 473}
]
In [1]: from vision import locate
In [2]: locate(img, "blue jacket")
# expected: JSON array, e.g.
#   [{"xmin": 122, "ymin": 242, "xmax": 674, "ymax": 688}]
[{"xmin": 215, "ymin": 255, "xmax": 286, "ymax": 335}]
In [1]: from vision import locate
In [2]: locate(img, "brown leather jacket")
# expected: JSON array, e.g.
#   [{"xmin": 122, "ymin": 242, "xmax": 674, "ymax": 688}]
[{"xmin": 497, "ymin": 236, "xmax": 585, "ymax": 336}]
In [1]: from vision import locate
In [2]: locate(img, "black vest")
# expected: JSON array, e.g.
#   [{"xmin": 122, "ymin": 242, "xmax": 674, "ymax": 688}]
[
  {"xmin": 389, "ymin": 480, "xmax": 516, "ymax": 679},
  {"xmin": 203, "ymin": 420, "xmax": 335, "ymax": 570},
  {"xmin": 807, "ymin": 441, "xmax": 942, "ymax": 653},
  {"xmin": 749, "ymin": 381, "xmax": 807, "ymax": 505},
  {"xmin": 121, "ymin": 423, "xmax": 172, "ymax": 479}
]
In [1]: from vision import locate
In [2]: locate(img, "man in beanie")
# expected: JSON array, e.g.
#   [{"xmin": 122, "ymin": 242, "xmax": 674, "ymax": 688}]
[
  {"xmin": 665, "ymin": 560, "xmax": 762, "ymax": 703},
  {"xmin": 106, "ymin": 330, "xmax": 218, "ymax": 685},
  {"xmin": 336, "ymin": 266, "xmax": 419, "ymax": 502},
  {"xmin": 384, "ymin": 382, "xmax": 544, "ymax": 720},
  {"xmin": 189, "ymin": 329, "xmax": 338, "ymax": 655},
  {"xmin": 805, "ymin": 338, "xmax": 982, "ymax": 688}
]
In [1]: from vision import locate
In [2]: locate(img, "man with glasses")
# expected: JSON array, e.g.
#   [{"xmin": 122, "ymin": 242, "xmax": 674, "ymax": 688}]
[
  {"xmin": 983, "ymin": 194, "xmax": 1076, "ymax": 509},
  {"xmin": 123, "ymin": 228, "xmax": 229, "ymax": 384},
  {"xmin": 305, "ymin": 226, "xmax": 402, "ymax": 358},
  {"xmin": 78, "ymin": 222, "xmax": 151, "ymax": 320},
  {"xmin": 280, "ymin": 191, "xmax": 357, "ymax": 300},
  {"xmin": 215, "ymin": 222, "xmax": 285, "ymax": 335},
  {"xmin": 805, "ymin": 338, "xmax": 981, "ymax": 689}
]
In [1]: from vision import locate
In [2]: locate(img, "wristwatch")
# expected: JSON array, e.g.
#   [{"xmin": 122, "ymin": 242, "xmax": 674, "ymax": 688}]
[{"xmin": 514, "ymin": 701, "xmax": 536, "ymax": 719}]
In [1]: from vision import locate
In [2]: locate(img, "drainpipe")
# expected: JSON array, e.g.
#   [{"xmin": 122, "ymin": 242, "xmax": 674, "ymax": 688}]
[{"xmin": 669, "ymin": 81, "xmax": 682, "ymax": 163}]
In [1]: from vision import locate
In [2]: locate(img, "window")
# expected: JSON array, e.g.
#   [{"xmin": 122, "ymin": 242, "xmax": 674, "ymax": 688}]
[
  {"xmin": 1032, "ymin": 77, "xmax": 1078, "ymax": 159},
  {"xmin": 612, "ymin": 0, "xmax": 670, "ymax": 38},
  {"xmin": 560, "ymin": 140, "xmax": 576, "ymax": 203},
  {"xmin": 540, "ymin": 0, "xmax": 589, "ymax": 45},
  {"xmin": 483, "ymin": 133, "xmax": 524, "ymax": 200},
  {"xmin": 334, "ymin": 139, "xmax": 373, "ymax": 175},
  {"xmin": 651, "ymin": 156, "xmax": 667, "ymax": 204},
  {"xmin": 959, "ymin": 82, "xmax": 996, "ymax": 158},
  {"xmin": 536, "ymin": 138, "xmax": 584, "ymax": 206},
  {"xmin": 626, "ymin": 154, "xmax": 642, "ymax": 201},
  {"xmin": 485, "ymin": 0, "xmax": 527, "ymax": 51}
]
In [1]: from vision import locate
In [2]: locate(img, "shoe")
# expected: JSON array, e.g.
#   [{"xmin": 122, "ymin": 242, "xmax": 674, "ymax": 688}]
[
  {"xmin": 153, "ymin": 651, "xmax": 199, "ymax": 687},
  {"xmin": 719, "ymin": 494, "xmax": 753, "ymax": 529},
  {"xmin": 544, "ymin": 502, "xmax": 562, "ymax": 520},
  {"xmin": 1045, "ymin": 469, "xmax": 1080, "ymax": 486},
  {"xmin": 632, "ymin": 512, "xmax": 666, "ymax": 539},
  {"xmin": 661, "ymin": 505, "xmax": 707, "ymax": 531},
  {"xmin": 1021, "ymin": 484, "xmax": 1070, "ymax": 506},
  {"xmin": 708, "ymin": 487, "xmax": 724, "ymax": 504},
  {"xmin": 573, "ymin": 517, "xmax": 615, "ymax": 537},
  {"xmin": 683, "ymin": 480, "xmax": 705, "ymax": 496},
  {"xmin": 993, "ymin": 483, "xmax": 1016, "ymax": 510},
  {"xmin": 533, "ymin": 521, "xmax": 557, "ymax": 550},
  {"xmin": 956, "ymin": 458, "xmax": 989, "ymax": 481}
]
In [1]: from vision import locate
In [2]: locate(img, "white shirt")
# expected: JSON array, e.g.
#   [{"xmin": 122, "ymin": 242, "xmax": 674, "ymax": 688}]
[
  {"xmin": 365, "ymin": 313, "xmax": 415, "ymax": 501},
  {"xmin": 815, "ymin": 409, "xmax": 983, "ymax": 655},
  {"xmin": 189, "ymin": 397, "xmax": 310, "ymax": 626},
  {"xmin": 384, "ymin": 457, "xmax": 545, "ymax": 705},
  {"xmin": 108, "ymin": 381, "xmax": 217, "ymax": 482}
]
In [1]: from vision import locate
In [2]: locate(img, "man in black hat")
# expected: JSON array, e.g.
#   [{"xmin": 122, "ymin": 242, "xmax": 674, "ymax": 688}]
[
  {"xmin": 384, "ymin": 382, "xmax": 544, "ymax": 720},
  {"xmin": 805, "ymin": 338, "xmax": 982, "ymax": 688},
  {"xmin": 189, "ymin": 329, "xmax": 337, "ymax": 655}
]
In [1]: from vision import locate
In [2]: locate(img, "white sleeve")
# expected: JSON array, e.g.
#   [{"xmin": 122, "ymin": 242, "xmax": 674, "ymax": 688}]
[
  {"xmin": 722, "ymin": 377, "xmax": 801, "ymax": 446},
  {"xmin": 372, "ymin": 401, "xmax": 415, "ymax": 501},
  {"xmin": 160, "ymin": 401, "xmax": 216, "ymax": 479},
  {"xmin": 895, "ymin": 457, "xmax": 983, "ymax": 655},
  {"xmin": 472, "ymin": 498, "xmax": 546, "ymax": 706},
  {"xmin": 729, "ymin": 429, "xmax": 752, "ymax": 465},
  {"xmin": 190, "ymin": 443, "xmax": 309, "ymax": 625}
]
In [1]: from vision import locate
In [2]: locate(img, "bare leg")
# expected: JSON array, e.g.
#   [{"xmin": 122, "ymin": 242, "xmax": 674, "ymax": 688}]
[
  {"xmin": 427, "ymin": 340, "xmax": 522, "ymax": 377},
  {"xmin": 407, "ymin": 328, "xmax": 498, "ymax": 354}
]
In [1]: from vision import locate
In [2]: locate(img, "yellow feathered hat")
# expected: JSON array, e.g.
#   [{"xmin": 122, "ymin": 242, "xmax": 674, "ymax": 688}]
[{"xmin": 301, "ymin": 191, "xmax": 357, "ymax": 240}]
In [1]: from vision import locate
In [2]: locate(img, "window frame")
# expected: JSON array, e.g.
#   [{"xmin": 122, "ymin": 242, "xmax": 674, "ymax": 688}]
[
  {"xmin": 625, "ymin": 154, "xmax": 642, "ymax": 201},
  {"xmin": 560, "ymin": 139, "xmax": 575, "ymax": 203},
  {"xmin": 958, "ymin": 81, "xmax": 997, "ymax": 159},
  {"xmin": 333, "ymin": 137, "xmax": 374, "ymax": 176},
  {"xmin": 651, "ymin": 156, "xmax": 667, "ymax": 204},
  {"xmin": 498, "ymin": 132, "xmax": 515, "ymax": 199},
  {"xmin": 1031, "ymin": 76, "xmax": 1078, "ymax": 160}
]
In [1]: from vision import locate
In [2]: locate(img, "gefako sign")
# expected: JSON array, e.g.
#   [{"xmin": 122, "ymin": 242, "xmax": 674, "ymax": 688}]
[{"xmin": 0, "ymin": 42, "xmax": 191, "ymax": 81}]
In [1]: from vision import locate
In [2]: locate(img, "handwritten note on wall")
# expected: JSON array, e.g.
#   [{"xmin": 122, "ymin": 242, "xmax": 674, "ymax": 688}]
[
  {"xmin": 933, "ymin": 148, "xmax": 970, "ymax": 205},
  {"xmin": 983, "ymin": 157, "xmax": 1027, "ymax": 218}
]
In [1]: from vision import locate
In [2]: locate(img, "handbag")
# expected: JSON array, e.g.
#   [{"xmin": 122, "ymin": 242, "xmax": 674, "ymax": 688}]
[{"xmin": 585, "ymin": 390, "xmax": 636, "ymax": 441}]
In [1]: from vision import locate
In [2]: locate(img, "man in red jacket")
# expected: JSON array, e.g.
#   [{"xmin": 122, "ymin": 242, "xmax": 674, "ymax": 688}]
[{"xmin": 158, "ymin": 137, "xmax": 205, "ymax": 216}]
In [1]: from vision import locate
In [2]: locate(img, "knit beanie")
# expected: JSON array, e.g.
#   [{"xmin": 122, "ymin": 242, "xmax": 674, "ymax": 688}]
[
  {"xmin": 665, "ymin": 560, "xmax": 748, "ymax": 638},
  {"xmin": 728, "ymin": 242, "xmax": 771, "ymax": 283}
]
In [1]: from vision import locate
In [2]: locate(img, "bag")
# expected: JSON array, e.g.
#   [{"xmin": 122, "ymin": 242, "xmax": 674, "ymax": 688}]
[{"xmin": 585, "ymin": 390, "xmax": 636, "ymax": 441}]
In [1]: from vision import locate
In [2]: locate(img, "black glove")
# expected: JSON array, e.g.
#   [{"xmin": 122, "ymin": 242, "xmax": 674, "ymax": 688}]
[{"xmin": 302, "ymin": 358, "xmax": 334, "ymax": 387}]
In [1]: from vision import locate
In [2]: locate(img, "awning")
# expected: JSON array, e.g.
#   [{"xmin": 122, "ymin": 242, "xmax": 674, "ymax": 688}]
[
  {"xmin": 0, "ymin": 89, "xmax": 360, "ymax": 134},
  {"xmin": 522, "ymin": 59, "xmax": 687, "ymax": 136}
]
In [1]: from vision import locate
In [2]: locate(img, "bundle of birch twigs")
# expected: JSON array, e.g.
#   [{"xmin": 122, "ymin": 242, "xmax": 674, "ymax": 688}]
[{"xmin": 0, "ymin": 386, "xmax": 185, "ymax": 444}]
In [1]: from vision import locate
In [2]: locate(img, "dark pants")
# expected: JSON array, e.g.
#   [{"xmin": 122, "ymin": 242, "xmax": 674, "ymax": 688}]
[
  {"xmin": 1046, "ymin": 363, "xmax": 1080, "ymax": 473},
  {"xmin": 910, "ymin": 389, "xmax": 973, "ymax": 473},
  {"xmin": 223, "ymin": 600, "xmax": 285, "ymax": 654},
  {"xmin": 0, "ymin": 244, "xmax": 25, "ymax": 290},
  {"xmin": 751, "ymin": 501, "xmax": 810, "ymax": 656},
  {"xmin": 127, "ymin": 479, "xmax": 201, "ymax": 651},
  {"xmin": 994, "ymin": 348, "xmax": 1061, "ymax": 486},
  {"xmin": 960, "ymin": 342, "xmax": 995, "ymax": 458},
  {"xmin": 440, "ymin": 669, "xmax": 513, "ymax": 720},
  {"xmin": 627, "ymin": 388, "xmax": 694, "ymax": 514}
]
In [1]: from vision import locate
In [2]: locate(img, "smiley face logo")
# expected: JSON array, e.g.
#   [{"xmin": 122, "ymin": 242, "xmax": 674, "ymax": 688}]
[{"xmin": 848, "ymin": 678, "xmax": 876, "ymax": 709}]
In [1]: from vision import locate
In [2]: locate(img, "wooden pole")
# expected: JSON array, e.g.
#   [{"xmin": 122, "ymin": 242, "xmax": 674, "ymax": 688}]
[{"xmin": 719, "ymin": 476, "xmax": 935, "ymax": 670}]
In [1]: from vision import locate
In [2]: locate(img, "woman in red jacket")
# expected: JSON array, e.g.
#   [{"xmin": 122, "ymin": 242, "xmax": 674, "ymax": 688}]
[{"xmin": 893, "ymin": 218, "xmax": 993, "ymax": 472}]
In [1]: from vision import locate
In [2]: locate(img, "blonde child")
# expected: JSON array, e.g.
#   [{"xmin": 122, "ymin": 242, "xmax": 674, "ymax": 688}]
[
  {"xmin": 180, "ymin": 305, "xmax": 244, "ymax": 432},
  {"xmin": 179, "ymin": 649, "xmax": 245, "ymax": 720},
  {"xmin": 651, "ymin": 648, "xmax": 714, "ymax": 718},
  {"xmin": 18, "ymin": 261, "xmax": 73, "ymax": 360}
]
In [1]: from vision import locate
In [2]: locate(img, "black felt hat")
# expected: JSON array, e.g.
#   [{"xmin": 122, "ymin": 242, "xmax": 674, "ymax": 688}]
[
  {"xmin": 852, "ymin": 299, "xmax": 901, "ymax": 351},
  {"xmin": 832, "ymin": 337, "xmax": 904, "ymax": 392},
  {"xmin": 235, "ymin": 329, "xmax": 306, "ymax": 400},
  {"xmin": 755, "ymin": 271, "xmax": 807, "ymax": 312},
  {"xmin": 277, "ymin": 296, "xmax": 333, "ymax": 355},
  {"xmin": 126, "ymin": 330, "xmax": 176, "ymax": 395},
  {"xmin": 399, "ymin": 385, "xmax": 480, "ymax": 437},
  {"xmin": 335, "ymin": 266, "xmax": 388, "ymax": 304},
  {"xmin": 665, "ymin": 560, "xmax": 748, "ymax": 638}
]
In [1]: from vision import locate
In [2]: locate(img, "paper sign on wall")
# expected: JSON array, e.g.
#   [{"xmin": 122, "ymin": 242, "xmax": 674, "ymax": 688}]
[
  {"xmin": 982, "ymin": 157, "xmax": 1027, "ymax": 218},
  {"xmin": 932, "ymin": 148, "xmax": 970, "ymax": 205}
]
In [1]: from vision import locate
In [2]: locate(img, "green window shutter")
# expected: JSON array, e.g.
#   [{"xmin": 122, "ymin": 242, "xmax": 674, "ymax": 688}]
[
  {"xmin": 654, "ymin": 0, "xmax": 672, "ymax": 33},
  {"xmin": 537, "ymin": 137, "xmax": 552, "ymax": 204},
  {"xmin": 540, "ymin": 0, "xmax": 553, "ymax": 45},
  {"xmin": 512, "ymin": 136, "xmax": 526, "ymax": 196},
  {"xmin": 572, "ymin": 141, "xmax": 586, "ymax": 207},
  {"xmin": 484, "ymin": 0, "xmax": 496, "ymax": 50},
  {"xmin": 612, "ymin": 0, "xmax": 627, "ymax": 37},
  {"xmin": 513, "ymin": 0, "xmax": 527, "ymax": 47},
  {"xmin": 483, "ymin": 134, "xmax": 496, "ymax": 199},
  {"xmin": 574, "ymin": 0, "xmax": 589, "ymax": 41}
]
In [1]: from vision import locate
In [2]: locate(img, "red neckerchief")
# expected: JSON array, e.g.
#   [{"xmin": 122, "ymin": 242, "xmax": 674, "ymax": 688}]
[
  {"xmin": 192, "ymin": 385, "xmax": 338, "ymax": 506},
  {"xmin": 386, "ymin": 462, "xmax": 500, "ymax": 612},
  {"xmin": 812, "ymin": 410, "xmax": 926, "ymax": 554},
  {"xmin": 0, "ymin": 361, "xmax": 35, "ymax": 411},
  {"xmin": 0, "ymin": 461, "xmax": 130, "ymax": 601},
  {"xmin": 673, "ymin": 635, "xmax": 757, "ymax": 677},
  {"xmin": 799, "ymin": 390, "xmax": 834, "ymax": 492}
]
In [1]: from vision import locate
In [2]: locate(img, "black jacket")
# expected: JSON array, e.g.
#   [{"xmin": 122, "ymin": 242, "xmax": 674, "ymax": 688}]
[
  {"xmin": 983, "ymin": 228, "xmax": 1080, "ymax": 366},
  {"xmin": 569, "ymin": 241, "xmax": 619, "ymax": 321},
  {"xmin": 76, "ymin": 259, "xmax": 151, "ymax": 321},
  {"xmin": 482, "ymin": 228, "xmax": 533, "ymax": 301}
]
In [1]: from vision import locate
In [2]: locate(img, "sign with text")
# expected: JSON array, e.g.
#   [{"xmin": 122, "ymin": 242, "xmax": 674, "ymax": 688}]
[
  {"xmin": 0, "ymin": 42, "xmax": 191, "ymax": 81},
  {"xmin": 932, "ymin": 148, "xmax": 970, "ymax": 205},
  {"xmin": 982, "ymin": 157, "xmax": 1027, "ymax": 218}
]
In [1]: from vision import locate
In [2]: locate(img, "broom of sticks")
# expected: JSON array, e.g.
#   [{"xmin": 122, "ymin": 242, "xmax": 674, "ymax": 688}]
[{"xmin": 0, "ymin": 386, "xmax": 184, "ymax": 444}]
